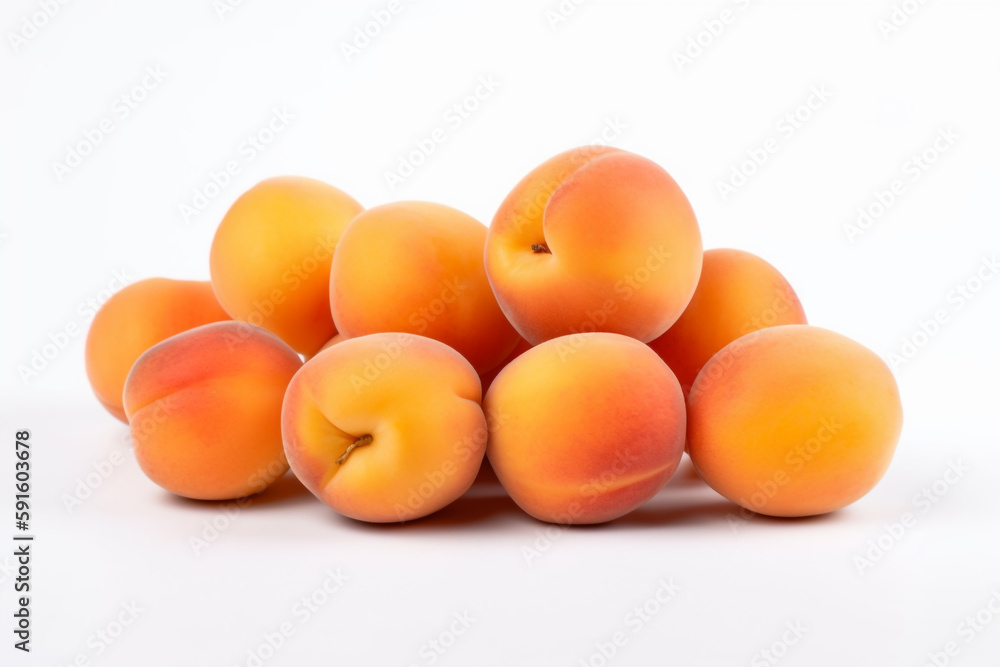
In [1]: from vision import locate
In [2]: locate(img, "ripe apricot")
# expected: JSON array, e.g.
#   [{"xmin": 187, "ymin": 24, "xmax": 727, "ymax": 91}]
[
  {"xmin": 210, "ymin": 176, "xmax": 363, "ymax": 355},
  {"xmin": 329, "ymin": 201, "xmax": 519, "ymax": 374},
  {"xmin": 282, "ymin": 333, "xmax": 487, "ymax": 522},
  {"xmin": 485, "ymin": 147, "xmax": 703, "ymax": 345},
  {"xmin": 687, "ymin": 325, "xmax": 903, "ymax": 517},
  {"xmin": 123, "ymin": 322, "xmax": 302, "ymax": 500},
  {"xmin": 485, "ymin": 332, "xmax": 686, "ymax": 524}
]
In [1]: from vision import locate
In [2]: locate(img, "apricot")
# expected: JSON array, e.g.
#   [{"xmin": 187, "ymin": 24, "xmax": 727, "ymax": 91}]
[
  {"xmin": 85, "ymin": 278, "xmax": 230, "ymax": 422},
  {"xmin": 282, "ymin": 333, "xmax": 487, "ymax": 523},
  {"xmin": 210, "ymin": 176, "xmax": 363, "ymax": 356},
  {"xmin": 485, "ymin": 147, "xmax": 703, "ymax": 345},
  {"xmin": 484, "ymin": 332, "xmax": 686, "ymax": 524},
  {"xmin": 648, "ymin": 248, "xmax": 807, "ymax": 395},
  {"xmin": 329, "ymin": 201, "xmax": 519, "ymax": 374},
  {"xmin": 687, "ymin": 325, "xmax": 903, "ymax": 517},
  {"xmin": 123, "ymin": 322, "xmax": 302, "ymax": 500}
]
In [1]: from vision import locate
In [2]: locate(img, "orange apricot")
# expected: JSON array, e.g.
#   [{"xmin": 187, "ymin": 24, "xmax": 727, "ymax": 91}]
[
  {"xmin": 210, "ymin": 176, "xmax": 363, "ymax": 356},
  {"xmin": 123, "ymin": 322, "xmax": 302, "ymax": 500},
  {"xmin": 687, "ymin": 325, "xmax": 903, "ymax": 517},
  {"xmin": 485, "ymin": 147, "xmax": 703, "ymax": 345},
  {"xmin": 329, "ymin": 201, "xmax": 520, "ymax": 374},
  {"xmin": 282, "ymin": 333, "xmax": 487, "ymax": 522},
  {"xmin": 485, "ymin": 332, "xmax": 686, "ymax": 524}
]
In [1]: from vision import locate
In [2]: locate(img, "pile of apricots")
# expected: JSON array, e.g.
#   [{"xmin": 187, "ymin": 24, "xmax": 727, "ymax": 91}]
[{"xmin": 85, "ymin": 146, "xmax": 903, "ymax": 524}]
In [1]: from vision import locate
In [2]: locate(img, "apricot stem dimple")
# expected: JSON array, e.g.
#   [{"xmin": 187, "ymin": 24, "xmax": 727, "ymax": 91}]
[
  {"xmin": 336, "ymin": 434, "xmax": 373, "ymax": 465},
  {"xmin": 531, "ymin": 243, "xmax": 551, "ymax": 254}
]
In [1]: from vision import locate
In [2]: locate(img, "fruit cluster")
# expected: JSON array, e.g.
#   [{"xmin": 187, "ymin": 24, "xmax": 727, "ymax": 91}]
[{"xmin": 85, "ymin": 146, "xmax": 903, "ymax": 524}]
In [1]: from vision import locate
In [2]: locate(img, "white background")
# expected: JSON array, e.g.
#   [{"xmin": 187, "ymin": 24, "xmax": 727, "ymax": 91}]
[{"xmin": 2, "ymin": 0, "xmax": 999, "ymax": 665}]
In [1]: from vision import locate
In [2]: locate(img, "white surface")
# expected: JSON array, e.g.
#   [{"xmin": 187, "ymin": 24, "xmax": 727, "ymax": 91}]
[{"xmin": 2, "ymin": 0, "xmax": 999, "ymax": 665}]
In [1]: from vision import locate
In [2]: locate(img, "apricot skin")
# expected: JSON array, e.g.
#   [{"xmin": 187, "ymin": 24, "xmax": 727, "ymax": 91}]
[
  {"xmin": 329, "ymin": 201, "xmax": 520, "ymax": 374},
  {"xmin": 210, "ymin": 176, "xmax": 363, "ymax": 356},
  {"xmin": 484, "ymin": 332, "xmax": 686, "ymax": 524},
  {"xmin": 308, "ymin": 332, "xmax": 347, "ymax": 360},
  {"xmin": 648, "ymin": 248, "xmax": 807, "ymax": 396},
  {"xmin": 281, "ymin": 333, "xmax": 487, "ymax": 523},
  {"xmin": 85, "ymin": 278, "xmax": 230, "ymax": 423},
  {"xmin": 123, "ymin": 322, "xmax": 302, "ymax": 501},
  {"xmin": 687, "ymin": 325, "xmax": 903, "ymax": 517},
  {"xmin": 485, "ymin": 147, "xmax": 703, "ymax": 345}
]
